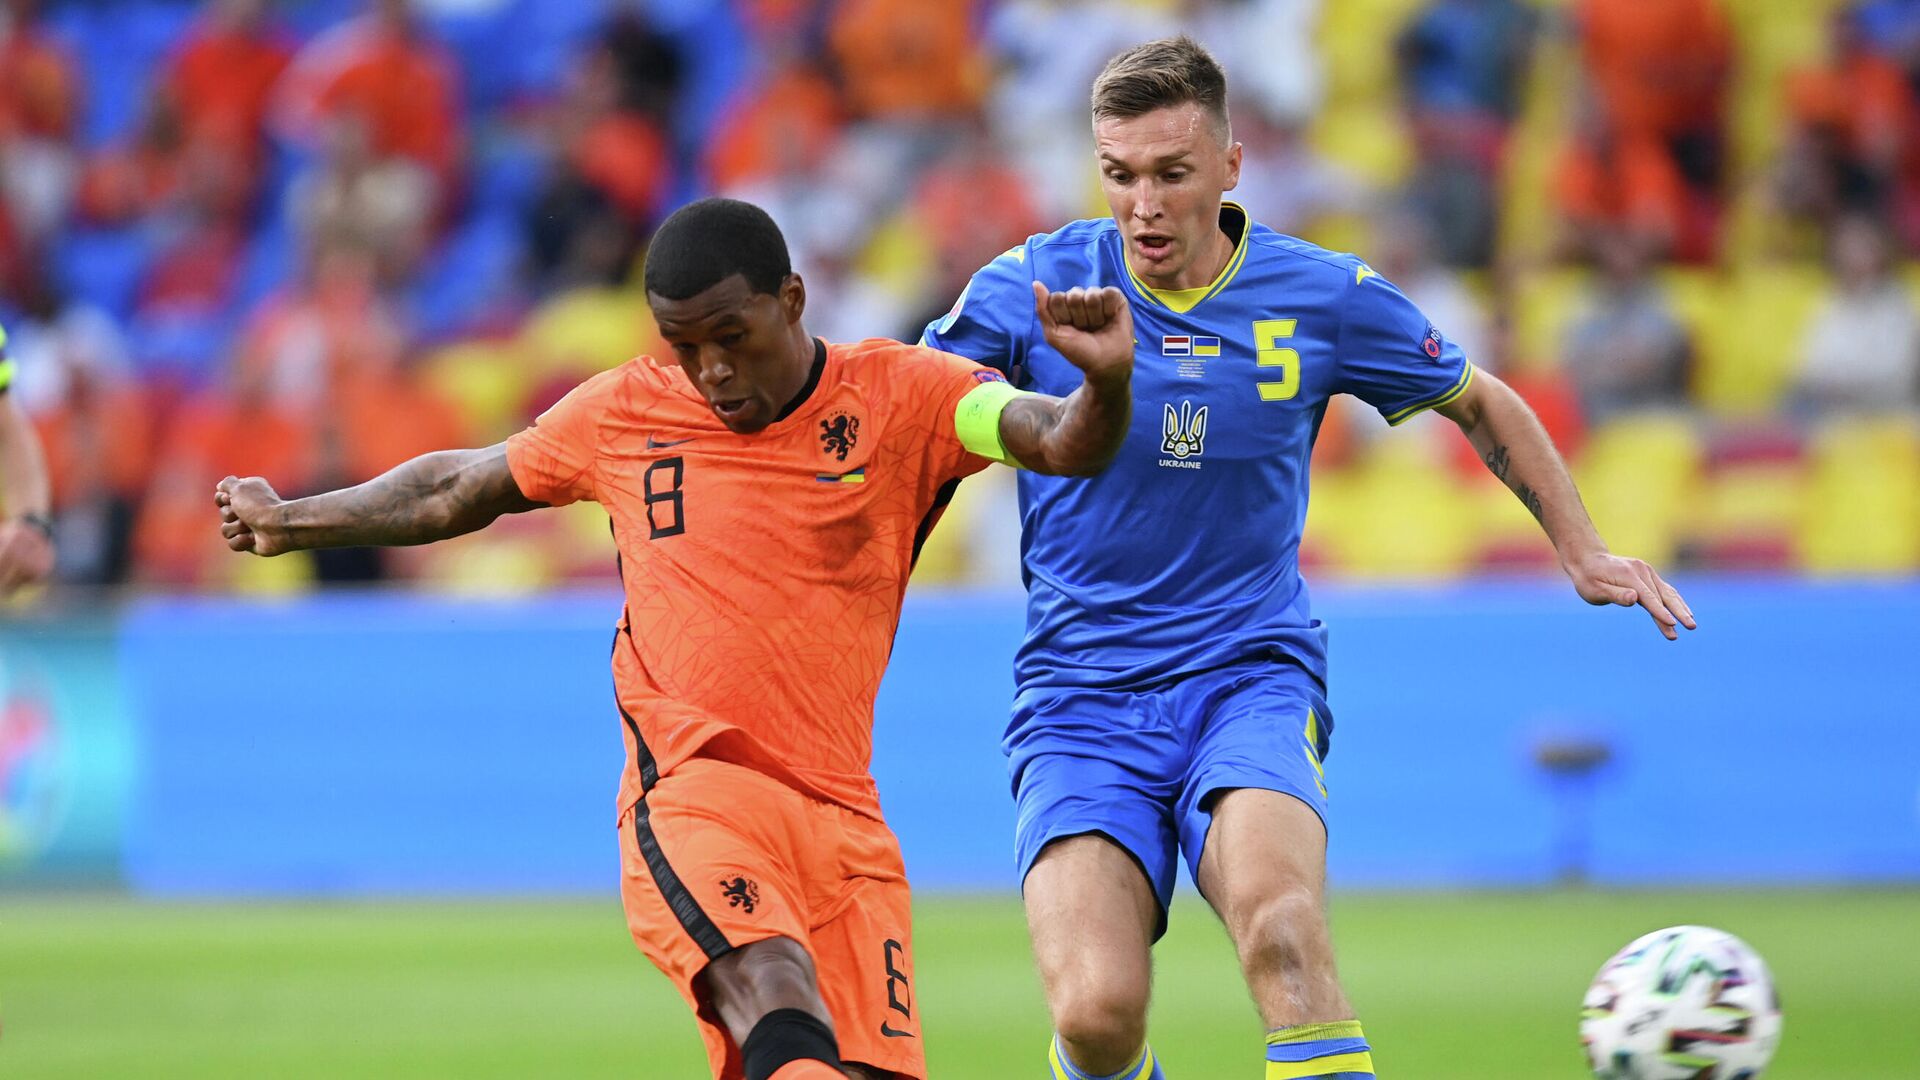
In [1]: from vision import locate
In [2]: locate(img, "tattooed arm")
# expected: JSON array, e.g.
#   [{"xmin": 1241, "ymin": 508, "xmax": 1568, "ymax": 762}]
[
  {"xmin": 215, "ymin": 443, "xmax": 546, "ymax": 556},
  {"xmin": 1436, "ymin": 370, "xmax": 1696, "ymax": 640},
  {"xmin": 992, "ymin": 283, "xmax": 1135, "ymax": 477}
]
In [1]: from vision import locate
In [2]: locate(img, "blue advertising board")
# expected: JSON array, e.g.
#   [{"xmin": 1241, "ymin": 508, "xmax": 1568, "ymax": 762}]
[{"xmin": 86, "ymin": 579, "xmax": 1920, "ymax": 895}]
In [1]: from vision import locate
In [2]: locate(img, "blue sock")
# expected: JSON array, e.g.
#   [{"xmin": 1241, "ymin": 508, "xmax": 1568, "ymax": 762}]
[
  {"xmin": 1049, "ymin": 1034, "xmax": 1166, "ymax": 1079},
  {"xmin": 1266, "ymin": 1020, "xmax": 1374, "ymax": 1078}
]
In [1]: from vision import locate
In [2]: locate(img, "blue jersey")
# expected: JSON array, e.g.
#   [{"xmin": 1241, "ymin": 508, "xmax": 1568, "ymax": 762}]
[{"xmin": 923, "ymin": 204, "xmax": 1473, "ymax": 693}]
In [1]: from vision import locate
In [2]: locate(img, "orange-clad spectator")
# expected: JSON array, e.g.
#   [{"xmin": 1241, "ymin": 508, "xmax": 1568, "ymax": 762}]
[
  {"xmin": 705, "ymin": 56, "xmax": 842, "ymax": 192},
  {"xmin": 0, "ymin": 0, "xmax": 77, "ymax": 141},
  {"xmin": 77, "ymin": 107, "xmax": 189, "ymax": 225},
  {"xmin": 570, "ymin": 112, "xmax": 672, "ymax": 224},
  {"xmin": 136, "ymin": 371, "xmax": 314, "ymax": 584},
  {"xmin": 1573, "ymin": 0, "xmax": 1732, "ymax": 258},
  {"xmin": 272, "ymin": 0, "xmax": 463, "ymax": 186},
  {"xmin": 1553, "ymin": 129, "xmax": 1688, "ymax": 259},
  {"xmin": 1574, "ymin": 0, "xmax": 1730, "ymax": 148},
  {"xmin": 290, "ymin": 114, "xmax": 436, "ymax": 285},
  {"xmin": 1778, "ymin": 10, "xmax": 1914, "ymax": 237},
  {"xmin": 737, "ymin": 0, "xmax": 817, "ymax": 37},
  {"xmin": 0, "ymin": 0, "xmax": 79, "ymax": 248},
  {"xmin": 139, "ymin": 221, "xmax": 246, "ymax": 314},
  {"xmin": 913, "ymin": 129, "xmax": 1043, "ymax": 293},
  {"xmin": 326, "ymin": 363, "xmax": 467, "ymax": 484},
  {"xmin": 232, "ymin": 240, "xmax": 406, "ymax": 410},
  {"xmin": 525, "ymin": 28, "xmax": 677, "ymax": 287},
  {"xmin": 33, "ymin": 368, "xmax": 152, "ymax": 582},
  {"xmin": 828, "ymin": 0, "xmax": 987, "ymax": 120},
  {"xmin": 162, "ymin": 0, "xmax": 292, "ymax": 180}
]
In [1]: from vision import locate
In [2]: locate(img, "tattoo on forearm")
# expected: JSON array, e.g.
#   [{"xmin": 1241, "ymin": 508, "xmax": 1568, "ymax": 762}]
[
  {"xmin": 998, "ymin": 398, "xmax": 1053, "ymax": 465},
  {"xmin": 295, "ymin": 447, "xmax": 536, "ymax": 548},
  {"xmin": 1485, "ymin": 442, "xmax": 1543, "ymax": 521},
  {"xmin": 1514, "ymin": 481, "xmax": 1545, "ymax": 522},
  {"xmin": 1484, "ymin": 444, "xmax": 1511, "ymax": 482},
  {"xmin": 1000, "ymin": 387, "xmax": 1129, "ymax": 475}
]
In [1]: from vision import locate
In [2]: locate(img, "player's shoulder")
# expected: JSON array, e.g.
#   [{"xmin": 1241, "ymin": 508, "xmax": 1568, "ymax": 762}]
[
  {"xmin": 971, "ymin": 217, "xmax": 1115, "ymax": 277},
  {"xmin": 831, "ymin": 337, "xmax": 980, "ymax": 375},
  {"xmin": 546, "ymin": 356, "xmax": 682, "ymax": 419},
  {"xmin": 1243, "ymin": 218, "xmax": 1376, "ymax": 287},
  {"xmin": 1033, "ymin": 216, "xmax": 1119, "ymax": 251},
  {"xmin": 832, "ymin": 337, "xmax": 997, "ymax": 397}
]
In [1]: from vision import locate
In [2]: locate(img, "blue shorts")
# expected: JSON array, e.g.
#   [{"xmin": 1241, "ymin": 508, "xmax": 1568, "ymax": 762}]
[{"xmin": 1005, "ymin": 659, "xmax": 1332, "ymax": 937}]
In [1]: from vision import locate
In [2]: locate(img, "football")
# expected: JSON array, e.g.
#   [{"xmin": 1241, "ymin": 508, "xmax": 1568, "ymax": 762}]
[{"xmin": 1580, "ymin": 925, "xmax": 1783, "ymax": 1079}]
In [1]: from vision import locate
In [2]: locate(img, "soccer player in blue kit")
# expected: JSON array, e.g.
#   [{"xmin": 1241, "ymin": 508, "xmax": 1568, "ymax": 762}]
[{"xmin": 924, "ymin": 37, "xmax": 1697, "ymax": 1080}]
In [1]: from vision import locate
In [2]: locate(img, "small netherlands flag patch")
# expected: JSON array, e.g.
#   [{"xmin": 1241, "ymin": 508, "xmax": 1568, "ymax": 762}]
[{"xmin": 1162, "ymin": 335, "xmax": 1191, "ymax": 356}]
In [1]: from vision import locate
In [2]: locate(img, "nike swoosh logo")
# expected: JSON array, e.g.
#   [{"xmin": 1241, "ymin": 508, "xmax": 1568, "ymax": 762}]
[
  {"xmin": 879, "ymin": 1021, "xmax": 914, "ymax": 1039},
  {"xmin": 647, "ymin": 436, "xmax": 694, "ymax": 449}
]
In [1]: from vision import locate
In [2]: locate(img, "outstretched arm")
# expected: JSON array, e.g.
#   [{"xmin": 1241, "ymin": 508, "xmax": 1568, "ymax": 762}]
[
  {"xmin": 1436, "ymin": 370, "xmax": 1696, "ymax": 640},
  {"xmin": 216, "ymin": 443, "xmax": 546, "ymax": 556},
  {"xmin": 991, "ymin": 283, "xmax": 1135, "ymax": 477}
]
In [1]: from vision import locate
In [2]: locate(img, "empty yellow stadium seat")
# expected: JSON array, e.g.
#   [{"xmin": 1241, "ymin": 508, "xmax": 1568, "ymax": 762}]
[
  {"xmin": 1685, "ymin": 265, "xmax": 1825, "ymax": 417},
  {"xmin": 520, "ymin": 286, "xmax": 659, "ymax": 379},
  {"xmin": 1510, "ymin": 268, "xmax": 1589, "ymax": 375},
  {"xmin": 1693, "ymin": 458, "xmax": 1807, "ymax": 568},
  {"xmin": 1573, "ymin": 413, "xmax": 1704, "ymax": 567},
  {"xmin": 419, "ymin": 339, "xmax": 535, "ymax": 443},
  {"xmin": 1799, "ymin": 416, "xmax": 1920, "ymax": 574},
  {"xmin": 1325, "ymin": 436, "xmax": 1479, "ymax": 578}
]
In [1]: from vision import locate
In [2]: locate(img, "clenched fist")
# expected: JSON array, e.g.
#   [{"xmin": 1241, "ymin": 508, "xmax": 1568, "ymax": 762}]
[{"xmin": 215, "ymin": 476, "xmax": 291, "ymax": 556}]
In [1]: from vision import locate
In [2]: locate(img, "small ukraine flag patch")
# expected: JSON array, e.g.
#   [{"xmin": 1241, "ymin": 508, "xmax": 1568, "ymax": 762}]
[
  {"xmin": 1191, "ymin": 335, "xmax": 1221, "ymax": 357},
  {"xmin": 816, "ymin": 466, "xmax": 866, "ymax": 483}
]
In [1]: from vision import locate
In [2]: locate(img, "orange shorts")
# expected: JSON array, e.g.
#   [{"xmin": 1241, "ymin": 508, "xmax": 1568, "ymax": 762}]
[{"xmin": 618, "ymin": 757, "xmax": 924, "ymax": 1079}]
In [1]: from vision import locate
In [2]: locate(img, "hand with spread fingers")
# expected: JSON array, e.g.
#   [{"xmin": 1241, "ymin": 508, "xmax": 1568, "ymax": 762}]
[{"xmin": 1564, "ymin": 550, "xmax": 1698, "ymax": 641}]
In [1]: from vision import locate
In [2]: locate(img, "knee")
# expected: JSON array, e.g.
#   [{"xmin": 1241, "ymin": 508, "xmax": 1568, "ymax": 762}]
[
  {"xmin": 1052, "ymin": 980, "xmax": 1149, "ymax": 1059},
  {"xmin": 703, "ymin": 938, "xmax": 825, "ymax": 1041},
  {"xmin": 1233, "ymin": 887, "xmax": 1329, "ymax": 977}
]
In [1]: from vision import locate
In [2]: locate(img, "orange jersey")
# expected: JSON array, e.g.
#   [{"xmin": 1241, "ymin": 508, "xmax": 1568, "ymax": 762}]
[{"xmin": 507, "ymin": 338, "xmax": 1001, "ymax": 819}]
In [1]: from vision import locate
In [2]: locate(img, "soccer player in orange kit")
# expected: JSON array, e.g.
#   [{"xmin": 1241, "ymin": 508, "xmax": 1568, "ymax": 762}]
[{"xmin": 214, "ymin": 198, "xmax": 1135, "ymax": 1080}]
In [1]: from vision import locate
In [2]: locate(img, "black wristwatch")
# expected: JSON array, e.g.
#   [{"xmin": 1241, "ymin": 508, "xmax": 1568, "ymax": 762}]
[{"xmin": 17, "ymin": 512, "xmax": 54, "ymax": 541}]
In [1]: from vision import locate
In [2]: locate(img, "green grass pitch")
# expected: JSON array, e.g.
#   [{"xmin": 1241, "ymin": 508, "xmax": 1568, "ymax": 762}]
[{"xmin": 3, "ymin": 890, "xmax": 1916, "ymax": 1077}]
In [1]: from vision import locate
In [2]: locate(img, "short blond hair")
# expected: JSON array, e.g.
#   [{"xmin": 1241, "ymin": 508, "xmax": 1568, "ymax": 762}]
[{"xmin": 1091, "ymin": 36, "xmax": 1230, "ymax": 140}]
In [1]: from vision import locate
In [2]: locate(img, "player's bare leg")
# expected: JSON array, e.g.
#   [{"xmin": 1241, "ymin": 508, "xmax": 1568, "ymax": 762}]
[
  {"xmin": 1197, "ymin": 788, "xmax": 1348, "ymax": 1024},
  {"xmin": 1199, "ymin": 788, "xmax": 1375, "ymax": 1078},
  {"xmin": 1025, "ymin": 835, "xmax": 1158, "ymax": 1075},
  {"xmin": 702, "ymin": 936, "xmax": 849, "ymax": 1078}
]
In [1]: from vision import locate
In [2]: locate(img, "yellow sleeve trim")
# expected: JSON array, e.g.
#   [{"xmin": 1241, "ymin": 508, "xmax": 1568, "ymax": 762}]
[
  {"xmin": 954, "ymin": 379, "xmax": 1027, "ymax": 467},
  {"xmin": 0, "ymin": 358, "xmax": 14, "ymax": 394},
  {"xmin": 1384, "ymin": 362, "xmax": 1474, "ymax": 426}
]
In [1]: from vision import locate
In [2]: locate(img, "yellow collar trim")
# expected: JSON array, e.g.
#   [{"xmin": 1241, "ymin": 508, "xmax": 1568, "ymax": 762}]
[{"xmin": 1123, "ymin": 202, "xmax": 1251, "ymax": 315}]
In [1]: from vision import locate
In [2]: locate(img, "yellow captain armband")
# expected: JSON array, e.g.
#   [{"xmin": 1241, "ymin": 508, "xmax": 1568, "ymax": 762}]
[{"xmin": 954, "ymin": 378, "xmax": 1029, "ymax": 467}]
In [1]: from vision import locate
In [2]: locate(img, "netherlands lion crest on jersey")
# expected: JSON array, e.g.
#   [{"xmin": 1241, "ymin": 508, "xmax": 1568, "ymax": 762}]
[
  {"xmin": 1162, "ymin": 401, "xmax": 1208, "ymax": 460},
  {"xmin": 819, "ymin": 412, "xmax": 861, "ymax": 461},
  {"xmin": 720, "ymin": 875, "xmax": 760, "ymax": 913}
]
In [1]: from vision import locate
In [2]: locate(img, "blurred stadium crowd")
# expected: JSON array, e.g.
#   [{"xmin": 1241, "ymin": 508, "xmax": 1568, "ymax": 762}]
[{"xmin": 1, "ymin": 0, "xmax": 1917, "ymax": 593}]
